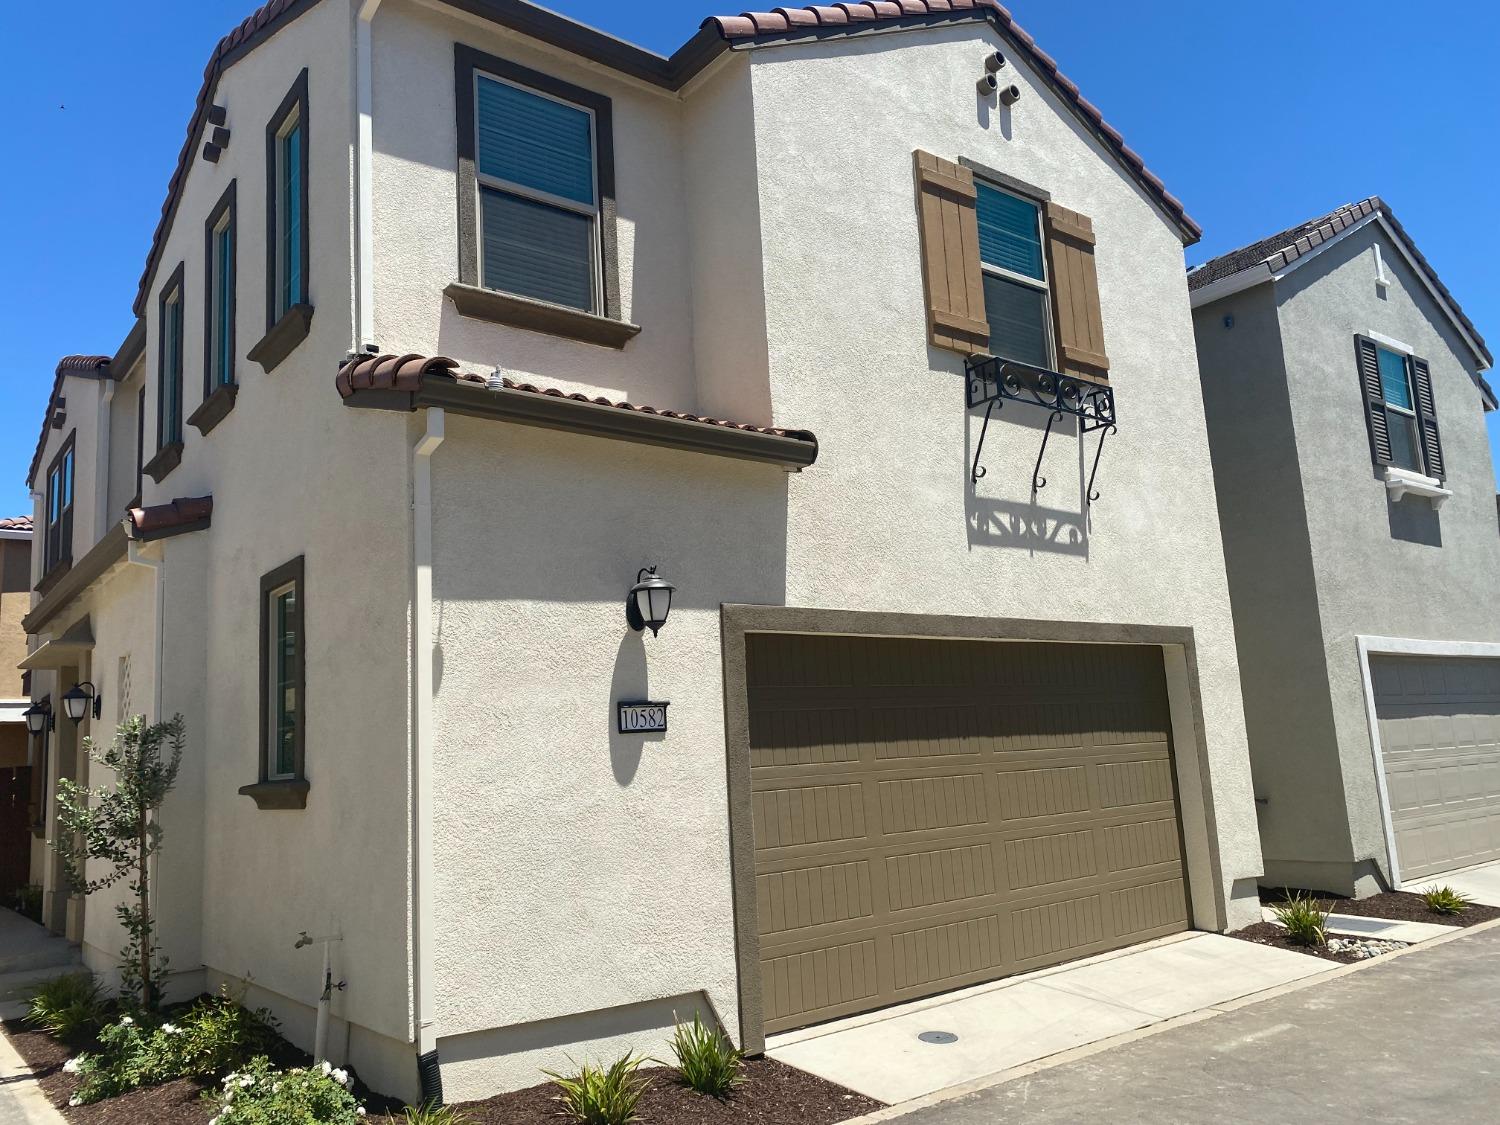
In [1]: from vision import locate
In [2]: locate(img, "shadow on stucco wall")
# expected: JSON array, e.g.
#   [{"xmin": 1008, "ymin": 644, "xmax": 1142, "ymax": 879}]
[
  {"xmin": 608, "ymin": 629, "xmax": 662, "ymax": 786},
  {"xmin": 964, "ymin": 405, "xmax": 1089, "ymax": 556},
  {"xmin": 1386, "ymin": 495, "xmax": 1443, "ymax": 548}
]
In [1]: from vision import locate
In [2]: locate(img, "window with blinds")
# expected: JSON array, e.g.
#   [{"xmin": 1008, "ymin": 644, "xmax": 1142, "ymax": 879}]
[
  {"xmin": 474, "ymin": 73, "xmax": 598, "ymax": 312},
  {"xmin": 976, "ymin": 182, "xmax": 1051, "ymax": 369}
]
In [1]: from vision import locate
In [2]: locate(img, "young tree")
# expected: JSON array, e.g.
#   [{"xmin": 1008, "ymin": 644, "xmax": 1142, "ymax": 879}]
[{"xmin": 51, "ymin": 714, "xmax": 185, "ymax": 1009}]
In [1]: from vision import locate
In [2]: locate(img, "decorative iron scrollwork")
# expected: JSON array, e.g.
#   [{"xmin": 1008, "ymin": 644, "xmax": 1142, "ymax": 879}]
[{"xmin": 965, "ymin": 355, "xmax": 1117, "ymax": 505}]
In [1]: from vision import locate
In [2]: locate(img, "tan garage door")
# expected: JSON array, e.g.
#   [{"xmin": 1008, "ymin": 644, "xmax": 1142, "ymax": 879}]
[
  {"xmin": 747, "ymin": 634, "xmax": 1191, "ymax": 1035},
  {"xmin": 1373, "ymin": 655, "xmax": 1500, "ymax": 882}
]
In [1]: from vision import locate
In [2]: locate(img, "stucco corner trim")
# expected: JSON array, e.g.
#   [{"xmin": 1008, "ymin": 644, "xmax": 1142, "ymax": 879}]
[
  {"xmin": 246, "ymin": 303, "xmax": 314, "ymax": 374},
  {"xmin": 237, "ymin": 778, "xmax": 310, "ymax": 810},
  {"xmin": 443, "ymin": 283, "xmax": 641, "ymax": 350}
]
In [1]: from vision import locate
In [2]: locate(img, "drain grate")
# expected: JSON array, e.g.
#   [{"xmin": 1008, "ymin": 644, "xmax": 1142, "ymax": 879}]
[{"xmin": 917, "ymin": 1031, "xmax": 959, "ymax": 1044}]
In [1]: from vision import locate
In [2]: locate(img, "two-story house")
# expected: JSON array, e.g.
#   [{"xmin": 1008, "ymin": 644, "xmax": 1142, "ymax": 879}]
[
  {"xmin": 22, "ymin": 0, "xmax": 1267, "ymax": 1103},
  {"xmin": 1190, "ymin": 199, "xmax": 1500, "ymax": 899}
]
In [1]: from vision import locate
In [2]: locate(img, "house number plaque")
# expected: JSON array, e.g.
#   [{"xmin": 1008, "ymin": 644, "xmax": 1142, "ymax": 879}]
[{"xmin": 617, "ymin": 700, "xmax": 669, "ymax": 734}]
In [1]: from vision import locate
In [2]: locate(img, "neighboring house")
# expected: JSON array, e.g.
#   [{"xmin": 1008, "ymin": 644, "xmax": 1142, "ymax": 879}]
[
  {"xmin": 1, "ymin": 516, "xmax": 36, "ymax": 904},
  {"xmin": 1190, "ymin": 198, "xmax": 1500, "ymax": 898},
  {"xmin": 21, "ymin": 0, "xmax": 1267, "ymax": 1103}
]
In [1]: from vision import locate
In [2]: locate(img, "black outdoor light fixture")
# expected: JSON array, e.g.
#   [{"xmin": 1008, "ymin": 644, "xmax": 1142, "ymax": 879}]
[
  {"xmin": 625, "ymin": 566, "xmax": 675, "ymax": 637},
  {"xmin": 61, "ymin": 682, "xmax": 102, "ymax": 724},
  {"xmin": 22, "ymin": 699, "xmax": 52, "ymax": 735}
]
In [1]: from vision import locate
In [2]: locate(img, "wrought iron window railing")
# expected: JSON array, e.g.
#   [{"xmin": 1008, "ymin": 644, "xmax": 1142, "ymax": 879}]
[{"xmin": 964, "ymin": 354, "xmax": 1117, "ymax": 504}]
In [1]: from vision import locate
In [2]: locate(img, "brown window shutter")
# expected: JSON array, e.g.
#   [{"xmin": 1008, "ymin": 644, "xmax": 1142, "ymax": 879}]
[
  {"xmin": 1409, "ymin": 354, "xmax": 1444, "ymax": 480},
  {"xmin": 913, "ymin": 151, "xmax": 989, "ymax": 354},
  {"xmin": 1042, "ymin": 202, "xmax": 1109, "ymax": 382},
  {"xmin": 1355, "ymin": 335, "xmax": 1393, "ymax": 467}
]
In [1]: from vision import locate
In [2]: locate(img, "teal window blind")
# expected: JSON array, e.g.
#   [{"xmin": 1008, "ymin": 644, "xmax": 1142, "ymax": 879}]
[
  {"xmin": 977, "ymin": 182, "xmax": 1044, "ymax": 280},
  {"xmin": 280, "ymin": 122, "xmax": 303, "ymax": 313},
  {"xmin": 272, "ymin": 583, "xmax": 299, "ymax": 778},
  {"xmin": 477, "ymin": 76, "xmax": 594, "ymax": 204},
  {"xmin": 162, "ymin": 292, "xmax": 183, "ymax": 443},
  {"xmin": 480, "ymin": 188, "xmax": 594, "ymax": 310},
  {"xmin": 1376, "ymin": 346, "xmax": 1420, "ymax": 471},
  {"xmin": 213, "ymin": 220, "xmax": 234, "ymax": 386},
  {"xmin": 1377, "ymin": 346, "xmax": 1413, "ymax": 410}
]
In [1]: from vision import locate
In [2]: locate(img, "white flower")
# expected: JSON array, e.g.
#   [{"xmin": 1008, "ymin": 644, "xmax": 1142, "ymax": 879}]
[
  {"xmin": 69, "ymin": 1097, "xmax": 82, "ymax": 1107},
  {"xmin": 119, "ymin": 1015, "xmax": 134, "ymax": 1026},
  {"xmin": 62, "ymin": 1058, "xmax": 80, "ymax": 1074},
  {"xmin": 240, "ymin": 1076, "xmax": 254, "ymax": 1088},
  {"xmin": 356, "ymin": 1108, "xmax": 367, "ymax": 1117},
  {"xmin": 160, "ymin": 1022, "xmax": 180, "ymax": 1034},
  {"xmin": 320, "ymin": 1060, "xmax": 333, "ymax": 1075},
  {"xmin": 331, "ymin": 1067, "xmax": 349, "ymax": 1087}
]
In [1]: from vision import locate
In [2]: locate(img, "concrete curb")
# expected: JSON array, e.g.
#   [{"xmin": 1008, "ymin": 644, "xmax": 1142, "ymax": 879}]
[{"xmin": 835, "ymin": 917, "xmax": 1500, "ymax": 1125}]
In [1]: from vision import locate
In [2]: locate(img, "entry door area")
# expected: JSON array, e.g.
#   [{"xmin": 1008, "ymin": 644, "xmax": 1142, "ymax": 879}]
[
  {"xmin": 746, "ymin": 633, "xmax": 1191, "ymax": 1035},
  {"xmin": 1373, "ymin": 655, "xmax": 1500, "ymax": 882}
]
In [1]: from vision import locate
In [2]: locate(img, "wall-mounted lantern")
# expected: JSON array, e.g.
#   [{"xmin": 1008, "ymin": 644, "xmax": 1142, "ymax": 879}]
[
  {"xmin": 625, "ymin": 566, "xmax": 675, "ymax": 637},
  {"xmin": 23, "ymin": 700, "xmax": 52, "ymax": 735},
  {"xmin": 61, "ymin": 682, "xmax": 102, "ymax": 724}
]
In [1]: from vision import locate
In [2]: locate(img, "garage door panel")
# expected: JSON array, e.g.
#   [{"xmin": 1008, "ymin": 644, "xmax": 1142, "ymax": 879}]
[
  {"xmin": 748, "ymin": 634, "xmax": 1191, "ymax": 1035},
  {"xmin": 1374, "ymin": 655, "xmax": 1500, "ymax": 882}
]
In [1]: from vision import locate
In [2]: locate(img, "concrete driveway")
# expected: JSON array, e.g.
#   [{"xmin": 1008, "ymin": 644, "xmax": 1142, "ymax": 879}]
[
  {"xmin": 878, "ymin": 924, "xmax": 1500, "ymax": 1124},
  {"xmin": 1408, "ymin": 859, "xmax": 1500, "ymax": 906},
  {"xmin": 770, "ymin": 932, "xmax": 1332, "ymax": 1104}
]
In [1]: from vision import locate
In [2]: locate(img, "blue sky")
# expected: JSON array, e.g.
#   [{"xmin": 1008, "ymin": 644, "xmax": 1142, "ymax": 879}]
[{"xmin": 1, "ymin": 0, "xmax": 1496, "ymax": 517}]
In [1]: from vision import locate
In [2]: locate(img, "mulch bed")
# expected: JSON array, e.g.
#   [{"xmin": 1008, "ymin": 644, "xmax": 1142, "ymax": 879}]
[
  {"xmin": 1227, "ymin": 921, "xmax": 1364, "ymax": 963},
  {"xmin": 1260, "ymin": 888, "xmax": 1500, "ymax": 929},
  {"xmin": 367, "ymin": 1060, "xmax": 880, "ymax": 1125},
  {"xmin": 5, "ymin": 1019, "xmax": 878, "ymax": 1125}
]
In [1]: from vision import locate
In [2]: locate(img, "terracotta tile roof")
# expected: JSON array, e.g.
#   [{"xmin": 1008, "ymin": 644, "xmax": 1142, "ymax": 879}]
[
  {"xmin": 56, "ymin": 355, "xmax": 113, "ymax": 374},
  {"xmin": 702, "ymin": 0, "xmax": 1200, "ymax": 241},
  {"xmin": 336, "ymin": 353, "xmax": 814, "ymax": 440},
  {"xmin": 0, "ymin": 515, "xmax": 33, "ymax": 532},
  {"xmin": 1189, "ymin": 197, "xmax": 1492, "ymax": 369},
  {"xmin": 126, "ymin": 496, "xmax": 214, "ymax": 540}
]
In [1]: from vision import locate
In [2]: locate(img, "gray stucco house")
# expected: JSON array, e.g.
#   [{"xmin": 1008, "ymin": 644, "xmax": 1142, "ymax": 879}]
[{"xmin": 1190, "ymin": 198, "xmax": 1500, "ymax": 897}]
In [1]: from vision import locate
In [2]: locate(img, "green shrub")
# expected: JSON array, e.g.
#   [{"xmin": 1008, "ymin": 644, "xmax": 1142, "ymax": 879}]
[
  {"xmin": 206, "ymin": 1056, "xmax": 365, "ymax": 1125},
  {"xmin": 12, "ymin": 883, "xmax": 43, "ymax": 922},
  {"xmin": 667, "ymin": 1014, "xmax": 742, "ymax": 1097},
  {"xmin": 546, "ymin": 1054, "xmax": 650, "ymax": 1125},
  {"xmin": 65, "ymin": 991, "xmax": 281, "ymax": 1105},
  {"xmin": 401, "ymin": 1104, "xmax": 475, "ymax": 1125},
  {"xmin": 1272, "ymin": 891, "xmax": 1329, "ymax": 947},
  {"xmin": 25, "ymin": 971, "xmax": 107, "ymax": 1044},
  {"xmin": 1420, "ymin": 885, "xmax": 1473, "ymax": 916}
]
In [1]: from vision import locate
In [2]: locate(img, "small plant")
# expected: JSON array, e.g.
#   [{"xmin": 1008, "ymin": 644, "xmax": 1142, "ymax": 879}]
[
  {"xmin": 25, "ymin": 971, "xmax": 108, "ymax": 1044},
  {"xmin": 546, "ymin": 1054, "xmax": 650, "ymax": 1125},
  {"xmin": 666, "ymin": 1013, "xmax": 742, "ymax": 1097},
  {"xmin": 206, "ymin": 1056, "xmax": 365, "ymax": 1125},
  {"xmin": 11, "ymin": 883, "xmax": 43, "ymax": 922},
  {"xmin": 1272, "ymin": 891, "xmax": 1329, "ymax": 947},
  {"xmin": 1420, "ymin": 885, "xmax": 1473, "ymax": 916},
  {"xmin": 402, "ymin": 1104, "xmax": 475, "ymax": 1125}
]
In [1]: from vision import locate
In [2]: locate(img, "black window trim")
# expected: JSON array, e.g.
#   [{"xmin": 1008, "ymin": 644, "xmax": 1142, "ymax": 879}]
[
  {"xmin": 155, "ymin": 261, "xmax": 187, "ymax": 454},
  {"xmin": 265, "ymin": 69, "xmax": 310, "ymax": 333},
  {"xmin": 241, "ymin": 554, "xmax": 309, "ymax": 810},
  {"xmin": 42, "ymin": 431, "xmax": 76, "ymax": 577},
  {"xmin": 453, "ymin": 43, "xmax": 623, "ymax": 327},
  {"xmin": 202, "ymin": 180, "xmax": 238, "ymax": 401}
]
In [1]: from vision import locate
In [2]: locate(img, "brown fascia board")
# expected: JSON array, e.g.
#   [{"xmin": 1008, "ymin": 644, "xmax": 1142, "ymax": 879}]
[{"xmin": 21, "ymin": 524, "xmax": 128, "ymax": 636}]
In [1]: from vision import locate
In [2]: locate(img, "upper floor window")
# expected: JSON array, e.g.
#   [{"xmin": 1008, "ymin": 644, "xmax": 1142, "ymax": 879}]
[
  {"xmin": 158, "ymin": 265, "xmax": 185, "ymax": 450},
  {"xmin": 205, "ymin": 183, "xmax": 237, "ymax": 393},
  {"xmin": 475, "ymin": 73, "xmax": 598, "ymax": 312},
  {"xmin": 262, "ymin": 556, "xmax": 304, "ymax": 782},
  {"xmin": 44, "ymin": 434, "xmax": 75, "ymax": 574},
  {"xmin": 267, "ymin": 71, "xmax": 309, "ymax": 327},
  {"xmin": 977, "ymin": 182, "xmax": 1051, "ymax": 370},
  {"xmin": 1357, "ymin": 335, "xmax": 1445, "ymax": 482}
]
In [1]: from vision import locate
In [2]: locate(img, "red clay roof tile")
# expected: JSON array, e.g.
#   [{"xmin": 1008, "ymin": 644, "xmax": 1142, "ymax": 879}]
[
  {"xmin": 126, "ymin": 496, "xmax": 214, "ymax": 539},
  {"xmin": 0, "ymin": 515, "xmax": 33, "ymax": 532}
]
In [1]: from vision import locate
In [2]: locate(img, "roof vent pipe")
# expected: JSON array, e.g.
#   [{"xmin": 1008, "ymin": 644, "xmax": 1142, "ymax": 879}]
[
  {"xmin": 977, "ymin": 73, "xmax": 998, "ymax": 96},
  {"xmin": 999, "ymin": 84, "xmax": 1021, "ymax": 107},
  {"xmin": 985, "ymin": 51, "xmax": 1006, "ymax": 72}
]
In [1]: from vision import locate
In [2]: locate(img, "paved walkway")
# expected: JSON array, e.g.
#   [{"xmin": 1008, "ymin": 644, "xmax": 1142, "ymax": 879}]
[
  {"xmin": 0, "ymin": 1023, "xmax": 67, "ymax": 1125},
  {"xmin": 881, "ymin": 924, "xmax": 1500, "ymax": 1124},
  {"xmin": 1415, "ymin": 859, "xmax": 1500, "ymax": 907}
]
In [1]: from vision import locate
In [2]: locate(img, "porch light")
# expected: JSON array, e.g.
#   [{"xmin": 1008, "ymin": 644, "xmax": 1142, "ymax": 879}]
[
  {"xmin": 625, "ymin": 566, "xmax": 675, "ymax": 637},
  {"xmin": 23, "ymin": 700, "xmax": 51, "ymax": 735},
  {"xmin": 61, "ymin": 682, "xmax": 102, "ymax": 724}
]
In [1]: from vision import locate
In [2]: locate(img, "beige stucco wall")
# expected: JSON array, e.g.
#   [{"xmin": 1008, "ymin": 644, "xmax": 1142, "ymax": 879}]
[{"xmin": 2, "ymin": 538, "xmax": 32, "ymax": 699}]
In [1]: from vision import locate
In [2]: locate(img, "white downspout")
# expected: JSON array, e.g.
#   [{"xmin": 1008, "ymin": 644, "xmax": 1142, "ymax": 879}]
[
  {"xmin": 126, "ymin": 537, "xmax": 166, "ymax": 723},
  {"xmin": 352, "ymin": 0, "xmax": 382, "ymax": 354},
  {"xmin": 411, "ymin": 409, "xmax": 443, "ymax": 1082}
]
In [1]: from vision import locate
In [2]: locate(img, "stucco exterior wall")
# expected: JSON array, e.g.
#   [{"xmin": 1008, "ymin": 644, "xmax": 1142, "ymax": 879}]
[
  {"xmin": 106, "ymin": 363, "xmax": 145, "ymax": 521},
  {"xmin": 1274, "ymin": 221, "xmax": 1500, "ymax": 886},
  {"xmin": 1192, "ymin": 286, "xmax": 1352, "ymax": 888},
  {"xmin": 2, "ymin": 539, "xmax": 31, "ymax": 699}
]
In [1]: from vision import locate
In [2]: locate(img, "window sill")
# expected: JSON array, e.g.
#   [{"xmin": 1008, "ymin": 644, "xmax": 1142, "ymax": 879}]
[
  {"xmin": 143, "ymin": 442, "xmax": 184, "ymax": 484},
  {"xmin": 237, "ymin": 778, "xmax": 310, "ymax": 810},
  {"xmin": 35, "ymin": 559, "xmax": 73, "ymax": 597},
  {"xmin": 444, "ymin": 282, "xmax": 640, "ymax": 350},
  {"xmin": 188, "ymin": 383, "xmax": 239, "ymax": 436},
  {"xmin": 1384, "ymin": 465, "xmax": 1452, "ymax": 508},
  {"xmin": 247, "ymin": 303, "xmax": 314, "ymax": 374}
]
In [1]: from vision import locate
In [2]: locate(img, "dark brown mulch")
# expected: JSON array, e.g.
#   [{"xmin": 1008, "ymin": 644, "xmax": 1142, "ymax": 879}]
[
  {"xmin": 1226, "ymin": 921, "xmax": 1363, "ymax": 963},
  {"xmin": 1260, "ymin": 888, "xmax": 1500, "ymax": 929},
  {"xmin": 369, "ymin": 1059, "xmax": 881, "ymax": 1125}
]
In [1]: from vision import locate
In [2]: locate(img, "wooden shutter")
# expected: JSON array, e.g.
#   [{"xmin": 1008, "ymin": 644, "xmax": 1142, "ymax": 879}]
[
  {"xmin": 1409, "ymin": 355, "xmax": 1444, "ymax": 480},
  {"xmin": 913, "ymin": 151, "xmax": 989, "ymax": 354},
  {"xmin": 1043, "ymin": 202, "xmax": 1110, "ymax": 383},
  {"xmin": 1355, "ymin": 335, "xmax": 1393, "ymax": 467}
]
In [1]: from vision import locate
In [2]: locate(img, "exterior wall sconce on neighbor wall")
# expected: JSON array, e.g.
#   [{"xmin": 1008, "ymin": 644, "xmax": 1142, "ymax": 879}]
[
  {"xmin": 626, "ymin": 566, "xmax": 675, "ymax": 637},
  {"xmin": 23, "ymin": 699, "xmax": 53, "ymax": 734},
  {"xmin": 61, "ymin": 681, "xmax": 103, "ymax": 723}
]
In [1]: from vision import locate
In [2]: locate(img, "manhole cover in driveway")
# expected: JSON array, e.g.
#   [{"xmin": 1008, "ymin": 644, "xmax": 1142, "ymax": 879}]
[{"xmin": 918, "ymin": 1031, "xmax": 959, "ymax": 1044}]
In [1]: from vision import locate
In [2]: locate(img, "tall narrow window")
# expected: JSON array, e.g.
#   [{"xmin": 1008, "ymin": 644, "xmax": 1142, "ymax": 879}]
[
  {"xmin": 475, "ymin": 73, "xmax": 598, "ymax": 311},
  {"xmin": 43, "ymin": 435, "xmax": 75, "ymax": 574},
  {"xmin": 204, "ymin": 183, "xmax": 237, "ymax": 394},
  {"xmin": 1377, "ymin": 345, "xmax": 1421, "ymax": 472},
  {"xmin": 132, "ymin": 386, "xmax": 145, "ymax": 507},
  {"xmin": 976, "ymin": 182, "xmax": 1052, "ymax": 369},
  {"xmin": 157, "ymin": 265, "xmax": 185, "ymax": 450},
  {"xmin": 265, "ymin": 70, "xmax": 309, "ymax": 329},
  {"xmin": 259, "ymin": 556, "xmax": 305, "ymax": 784}
]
